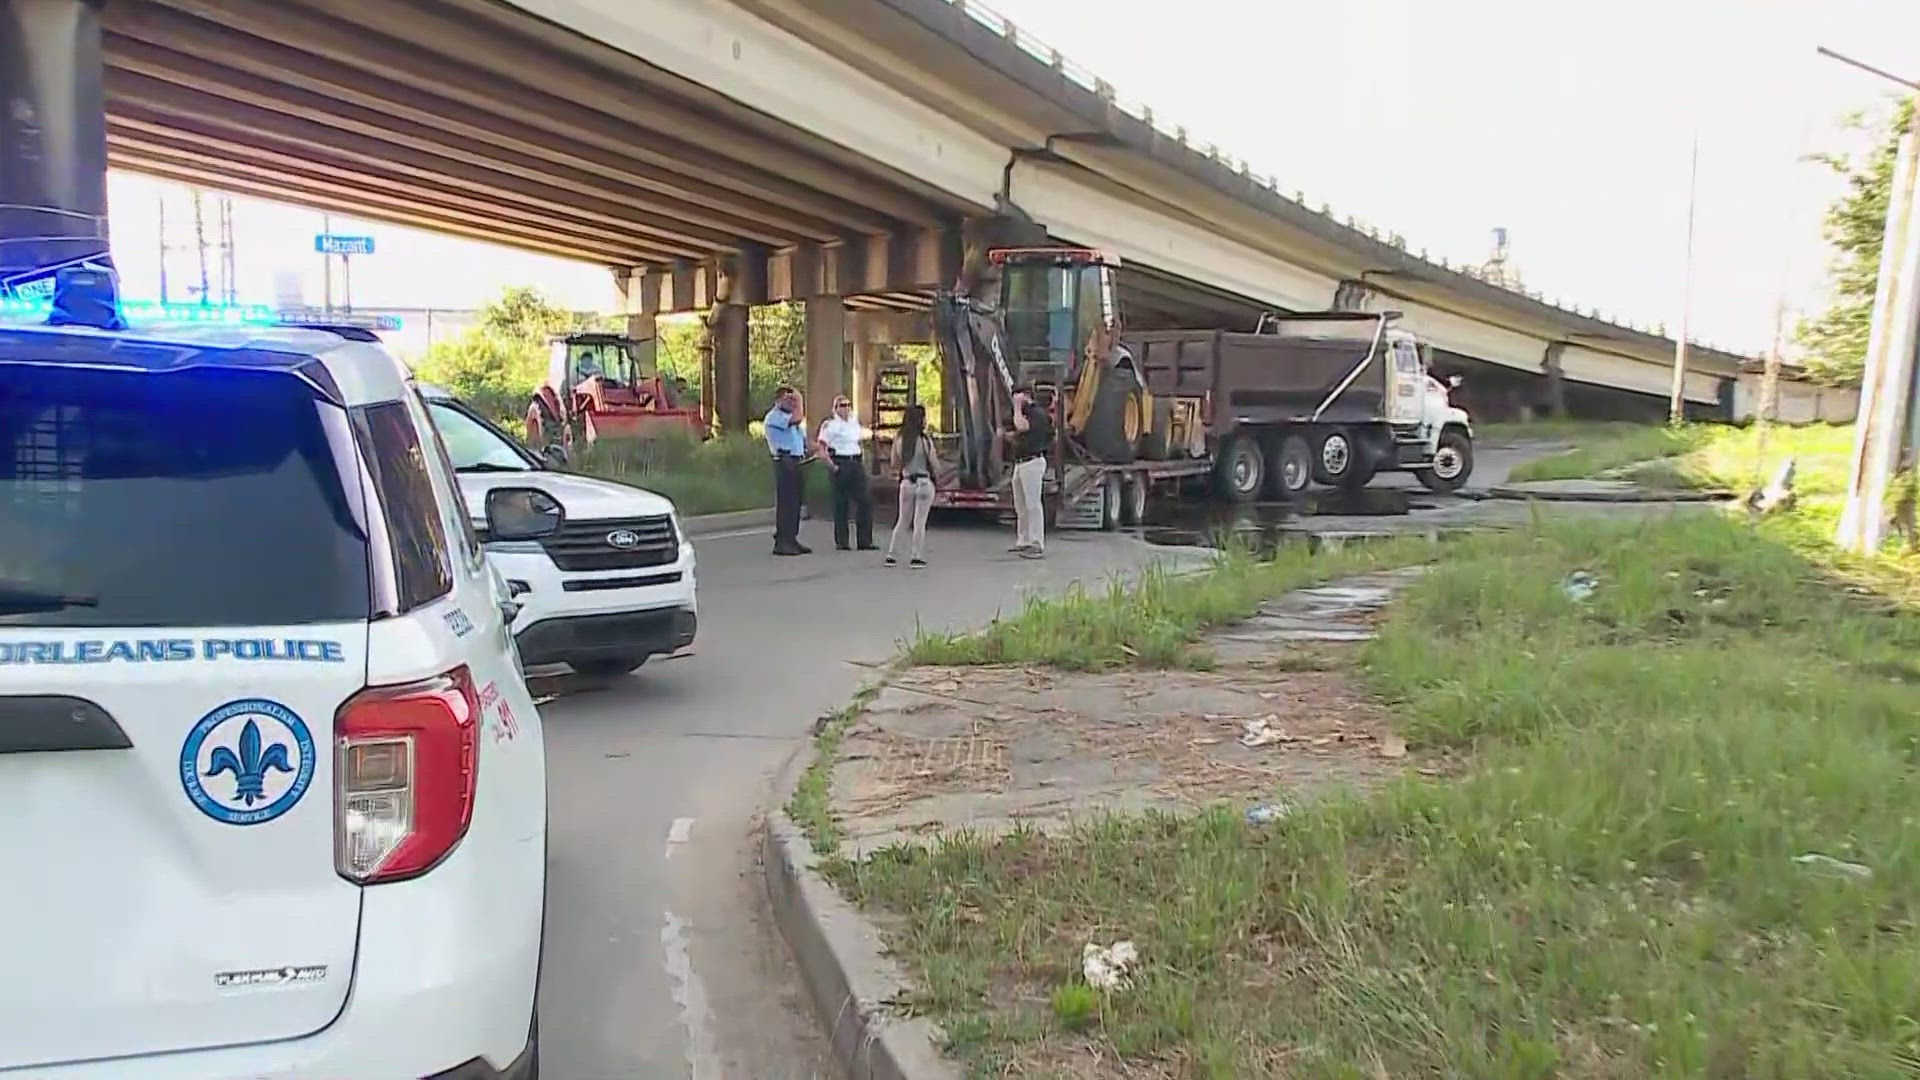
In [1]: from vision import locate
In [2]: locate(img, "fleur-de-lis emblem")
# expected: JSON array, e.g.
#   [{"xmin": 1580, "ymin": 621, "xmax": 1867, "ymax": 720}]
[{"xmin": 204, "ymin": 719, "xmax": 295, "ymax": 806}]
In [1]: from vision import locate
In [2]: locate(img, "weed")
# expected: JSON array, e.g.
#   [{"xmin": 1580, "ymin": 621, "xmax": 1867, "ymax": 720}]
[
  {"xmin": 1505, "ymin": 423, "xmax": 1711, "ymax": 483},
  {"xmin": 837, "ymin": 516, "xmax": 1920, "ymax": 1077},
  {"xmin": 567, "ymin": 433, "xmax": 828, "ymax": 517},
  {"xmin": 906, "ymin": 536, "xmax": 1440, "ymax": 670},
  {"xmin": 786, "ymin": 681, "xmax": 885, "ymax": 854},
  {"xmin": 1049, "ymin": 984, "xmax": 1100, "ymax": 1032}
]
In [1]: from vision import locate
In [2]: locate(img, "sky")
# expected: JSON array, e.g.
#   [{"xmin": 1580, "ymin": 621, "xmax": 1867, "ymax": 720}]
[{"xmin": 102, "ymin": 0, "xmax": 1919, "ymax": 356}]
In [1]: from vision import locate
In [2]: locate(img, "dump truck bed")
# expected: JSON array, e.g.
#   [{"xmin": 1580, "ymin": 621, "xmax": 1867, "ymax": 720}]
[{"xmin": 1125, "ymin": 325, "xmax": 1387, "ymax": 429}]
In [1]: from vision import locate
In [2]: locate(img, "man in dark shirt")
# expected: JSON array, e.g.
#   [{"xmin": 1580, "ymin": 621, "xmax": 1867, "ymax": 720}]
[{"xmin": 1007, "ymin": 385, "xmax": 1051, "ymax": 558}]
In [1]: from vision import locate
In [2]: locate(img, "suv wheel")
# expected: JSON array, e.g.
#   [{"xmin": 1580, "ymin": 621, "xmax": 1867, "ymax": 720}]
[{"xmin": 568, "ymin": 654, "xmax": 648, "ymax": 682}]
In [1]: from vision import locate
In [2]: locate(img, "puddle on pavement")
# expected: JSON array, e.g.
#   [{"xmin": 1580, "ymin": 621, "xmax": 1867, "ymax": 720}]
[{"xmin": 1140, "ymin": 489, "xmax": 1438, "ymax": 550}]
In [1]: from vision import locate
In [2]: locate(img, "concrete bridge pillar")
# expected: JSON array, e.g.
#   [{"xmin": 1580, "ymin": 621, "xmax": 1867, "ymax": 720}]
[
  {"xmin": 707, "ymin": 303, "xmax": 751, "ymax": 436},
  {"xmin": 1541, "ymin": 342, "xmax": 1570, "ymax": 418},
  {"xmin": 805, "ymin": 296, "xmax": 847, "ymax": 425},
  {"xmin": 0, "ymin": 0, "xmax": 113, "ymax": 291},
  {"xmin": 611, "ymin": 267, "xmax": 663, "ymax": 395}
]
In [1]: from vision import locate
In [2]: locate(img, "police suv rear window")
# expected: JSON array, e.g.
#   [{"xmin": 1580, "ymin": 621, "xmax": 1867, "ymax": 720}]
[{"xmin": 0, "ymin": 364, "xmax": 372, "ymax": 628}]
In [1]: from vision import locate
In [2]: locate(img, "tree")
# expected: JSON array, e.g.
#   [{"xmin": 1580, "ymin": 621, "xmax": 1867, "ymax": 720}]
[
  {"xmin": 413, "ymin": 286, "xmax": 612, "ymax": 423},
  {"xmin": 478, "ymin": 285, "xmax": 613, "ymax": 344},
  {"xmin": 649, "ymin": 301, "xmax": 810, "ymax": 414},
  {"xmin": 1796, "ymin": 98, "xmax": 1916, "ymax": 387}
]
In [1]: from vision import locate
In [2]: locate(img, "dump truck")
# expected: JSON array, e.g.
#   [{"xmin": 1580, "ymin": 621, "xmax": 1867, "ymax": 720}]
[{"xmin": 908, "ymin": 246, "xmax": 1475, "ymax": 529}]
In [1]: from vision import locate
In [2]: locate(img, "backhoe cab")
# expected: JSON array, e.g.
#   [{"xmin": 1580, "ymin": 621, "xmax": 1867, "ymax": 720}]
[
  {"xmin": 993, "ymin": 246, "xmax": 1123, "ymax": 379},
  {"xmin": 526, "ymin": 332, "xmax": 706, "ymax": 454}
]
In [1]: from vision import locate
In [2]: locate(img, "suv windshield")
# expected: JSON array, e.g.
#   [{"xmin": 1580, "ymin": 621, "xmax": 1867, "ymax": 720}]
[
  {"xmin": 427, "ymin": 399, "xmax": 535, "ymax": 473},
  {"xmin": 0, "ymin": 364, "xmax": 371, "ymax": 628}
]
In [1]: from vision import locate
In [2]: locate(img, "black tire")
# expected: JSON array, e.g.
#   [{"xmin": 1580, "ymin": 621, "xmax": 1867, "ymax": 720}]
[
  {"xmin": 1100, "ymin": 473, "xmax": 1123, "ymax": 531},
  {"xmin": 1266, "ymin": 434, "xmax": 1313, "ymax": 498},
  {"xmin": 1084, "ymin": 365, "xmax": 1139, "ymax": 464},
  {"xmin": 1120, "ymin": 474, "xmax": 1149, "ymax": 526},
  {"xmin": 1212, "ymin": 437, "xmax": 1265, "ymax": 503},
  {"xmin": 1416, "ymin": 427, "xmax": 1475, "ymax": 493},
  {"xmin": 1140, "ymin": 397, "xmax": 1174, "ymax": 461},
  {"xmin": 528, "ymin": 396, "xmax": 561, "ymax": 450},
  {"xmin": 1313, "ymin": 427, "xmax": 1377, "ymax": 489},
  {"xmin": 567, "ymin": 654, "xmax": 647, "ymax": 682}
]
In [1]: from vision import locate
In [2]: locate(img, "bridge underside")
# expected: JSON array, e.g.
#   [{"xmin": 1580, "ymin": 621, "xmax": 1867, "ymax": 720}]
[{"xmin": 87, "ymin": 0, "xmax": 1769, "ymax": 427}]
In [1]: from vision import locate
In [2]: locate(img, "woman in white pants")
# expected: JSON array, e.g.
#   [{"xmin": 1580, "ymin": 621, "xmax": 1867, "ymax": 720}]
[{"xmin": 885, "ymin": 404, "xmax": 939, "ymax": 568}]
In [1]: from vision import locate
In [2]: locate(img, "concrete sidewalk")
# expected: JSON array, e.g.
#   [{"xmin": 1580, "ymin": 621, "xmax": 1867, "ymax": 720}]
[{"xmin": 764, "ymin": 568, "xmax": 1437, "ymax": 1080}]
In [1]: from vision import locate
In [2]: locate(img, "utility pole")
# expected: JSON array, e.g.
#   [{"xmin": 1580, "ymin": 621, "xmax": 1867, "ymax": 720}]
[
  {"xmin": 156, "ymin": 191, "xmax": 170, "ymax": 305},
  {"xmin": 1825, "ymin": 47, "xmax": 1920, "ymax": 555},
  {"xmin": 1668, "ymin": 134, "xmax": 1700, "ymax": 426},
  {"xmin": 190, "ymin": 189, "xmax": 210, "ymax": 306},
  {"xmin": 1753, "ymin": 110, "xmax": 1819, "ymax": 487},
  {"xmin": 218, "ymin": 196, "xmax": 236, "ymax": 305}
]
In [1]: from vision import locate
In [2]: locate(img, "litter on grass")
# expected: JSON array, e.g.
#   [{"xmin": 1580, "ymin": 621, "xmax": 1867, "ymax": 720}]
[{"xmin": 1082, "ymin": 940, "xmax": 1139, "ymax": 992}]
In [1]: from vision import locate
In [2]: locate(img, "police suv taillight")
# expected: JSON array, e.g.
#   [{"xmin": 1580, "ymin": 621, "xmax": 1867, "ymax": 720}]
[{"xmin": 334, "ymin": 667, "xmax": 481, "ymax": 884}]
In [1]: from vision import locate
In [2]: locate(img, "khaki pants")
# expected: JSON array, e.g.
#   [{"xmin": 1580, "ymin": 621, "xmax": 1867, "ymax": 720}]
[{"xmin": 1011, "ymin": 455, "xmax": 1047, "ymax": 551}]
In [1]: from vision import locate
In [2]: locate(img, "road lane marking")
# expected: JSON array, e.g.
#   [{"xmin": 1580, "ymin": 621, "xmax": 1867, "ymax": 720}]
[
  {"xmin": 661, "ymin": 910, "xmax": 721, "ymax": 1080},
  {"xmin": 665, "ymin": 816, "xmax": 695, "ymax": 858}
]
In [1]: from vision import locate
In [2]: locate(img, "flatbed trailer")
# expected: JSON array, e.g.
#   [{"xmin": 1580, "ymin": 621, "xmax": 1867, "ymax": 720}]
[{"xmin": 901, "ymin": 244, "xmax": 1475, "ymax": 532}]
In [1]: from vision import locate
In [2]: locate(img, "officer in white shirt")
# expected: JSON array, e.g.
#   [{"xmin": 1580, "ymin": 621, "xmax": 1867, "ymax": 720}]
[{"xmin": 815, "ymin": 395, "xmax": 876, "ymax": 551}]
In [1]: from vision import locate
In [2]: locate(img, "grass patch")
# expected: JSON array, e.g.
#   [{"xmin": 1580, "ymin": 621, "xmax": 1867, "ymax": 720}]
[
  {"xmin": 905, "ymin": 537, "xmax": 1441, "ymax": 670},
  {"xmin": 785, "ymin": 682, "xmax": 884, "ymax": 856},
  {"xmin": 837, "ymin": 514, "xmax": 1920, "ymax": 1078},
  {"xmin": 1476, "ymin": 419, "xmax": 1663, "ymax": 445},
  {"xmin": 566, "ymin": 432, "xmax": 828, "ymax": 517},
  {"xmin": 1504, "ymin": 423, "xmax": 1713, "ymax": 483}
]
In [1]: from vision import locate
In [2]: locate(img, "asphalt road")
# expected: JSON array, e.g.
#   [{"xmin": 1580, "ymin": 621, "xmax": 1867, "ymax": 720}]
[
  {"xmin": 534, "ymin": 515, "xmax": 1195, "ymax": 1079},
  {"xmin": 532, "ymin": 445, "xmax": 1544, "ymax": 1079}
]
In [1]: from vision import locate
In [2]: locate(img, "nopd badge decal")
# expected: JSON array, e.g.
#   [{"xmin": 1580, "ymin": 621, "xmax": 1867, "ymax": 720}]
[{"xmin": 180, "ymin": 699, "xmax": 317, "ymax": 825}]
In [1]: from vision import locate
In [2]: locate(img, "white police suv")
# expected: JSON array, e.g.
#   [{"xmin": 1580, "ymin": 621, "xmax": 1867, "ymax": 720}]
[
  {"xmin": 0, "ymin": 311, "xmax": 548, "ymax": 1079},
  {"xmin": 417, "ymin": 384, "xmax": 697, "ymax": 681}
]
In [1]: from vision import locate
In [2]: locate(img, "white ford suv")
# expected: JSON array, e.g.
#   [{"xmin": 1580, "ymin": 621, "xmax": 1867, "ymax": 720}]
[
  {"xmin": 0, "ymin": 312, "xmax": 548, "ymax": 1079},
  {"xmin": 417, "ymin": 384, "xmax": 698, "ymax": 681}
]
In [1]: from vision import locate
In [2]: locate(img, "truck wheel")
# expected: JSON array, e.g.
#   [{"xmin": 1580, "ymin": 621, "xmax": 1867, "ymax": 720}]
[
  {"xmin": 1213, "ymin": 437, "xmax": 1265, "ymax": 503},
  {"xmin": 1100, "ymin": 473, "xmax": 1123, "ymax": 531},
  {"xmin": 1416, "ymin": 428, "xmax": 1475, "ymax": 493},
  {"xmin": 528, "ymin": 396, "xmax": 560, "ymax": 448},
  {"xmin": 1085, "ymin": 367, "xmax": 1138, "ymax": 464},
  {"xmin": 1120, "ymin": 474, "xmax": 1149, "ymax": 526},
  {"xmin": 1313, "ymin": 428, "xmax": 1377, "ymax": 489},
  {"xmin": 1266, "ymin": 434, "xmax": 1313, "ymax": 498},
  {"xmin": 1140, "ymin": 398, "xmax": 1174, "ymax": 461}
]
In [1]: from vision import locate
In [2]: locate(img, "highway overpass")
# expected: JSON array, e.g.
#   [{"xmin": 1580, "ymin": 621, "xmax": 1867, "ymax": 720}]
[{"xmin": 19, "ymin": 0, "xmax": 1856, "ymax": 425}]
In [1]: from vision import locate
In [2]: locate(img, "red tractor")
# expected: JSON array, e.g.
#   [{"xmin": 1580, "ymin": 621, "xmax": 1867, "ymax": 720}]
[{"xmin": 525, "ymin": 332, "xmax": 707, "ymax": 452}]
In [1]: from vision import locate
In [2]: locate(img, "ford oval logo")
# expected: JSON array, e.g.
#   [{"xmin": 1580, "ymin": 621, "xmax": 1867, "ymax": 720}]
[{"xmin": 606, "ymin": 529, "xmax": 642, "ymax": 550}]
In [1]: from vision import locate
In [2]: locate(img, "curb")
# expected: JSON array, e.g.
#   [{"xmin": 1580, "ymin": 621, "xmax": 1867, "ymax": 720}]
[
  {"xmin": 682, "ymin": 507, "xmax": 774, "ymax": 536},
  {"xmin": 764, "ymin": 743, "xmax": 960, "ymax": 1080},
  {"xmin": 1483, "ymin": 485, "xmax": 1736, "ymax": 504}
]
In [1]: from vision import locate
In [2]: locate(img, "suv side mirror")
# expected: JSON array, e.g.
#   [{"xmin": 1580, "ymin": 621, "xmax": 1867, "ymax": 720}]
[
  {"xmin": 1447, "ymin": 374, "xmax": 1464, "ymax": 389},
  {"xmin": 485, "ymin": 487, "xmax": 565, "ymax": 541},
  {"xmin": 541, "ymin": 443, "xmax": 569, "ymax": 469}
]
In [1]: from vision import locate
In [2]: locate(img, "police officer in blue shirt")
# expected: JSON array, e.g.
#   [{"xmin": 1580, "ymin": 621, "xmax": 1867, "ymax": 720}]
[{"xmin": 763, "ymin": 386, "xmax": 812, "ymax": 556}]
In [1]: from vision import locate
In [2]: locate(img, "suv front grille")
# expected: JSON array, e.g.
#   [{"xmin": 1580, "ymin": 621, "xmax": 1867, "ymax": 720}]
[{"xmin": 540, "ymin": 515, "xmax": 679, "ymax": 571}]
